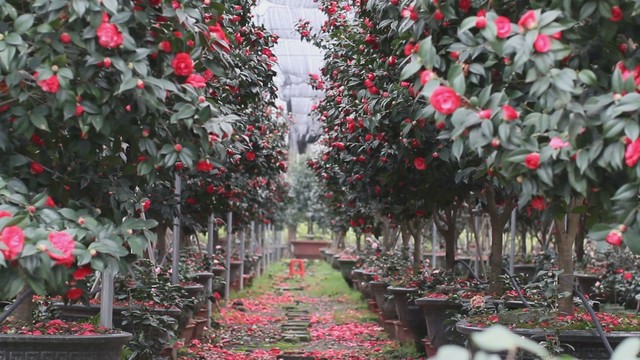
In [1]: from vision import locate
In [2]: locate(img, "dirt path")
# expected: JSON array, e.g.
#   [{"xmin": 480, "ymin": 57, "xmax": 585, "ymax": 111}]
[{"xmin": 176, "ymin": 260, "xmax": 426, "ymax": 360}]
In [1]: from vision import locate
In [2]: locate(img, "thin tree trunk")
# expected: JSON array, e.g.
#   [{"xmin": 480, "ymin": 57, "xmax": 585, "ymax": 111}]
[
  {"xmin": 485, "ymin": 185, "xmax": 516, "ymax": 295},
  {"xmin": 554, "ymin": 197, "xmax": 584, "ymax": 315},
  {"xmin": 288, "ymin": 224, "xmax": 297, "ymax": 243},
  {"xmin": 400, "ymin": 224, "xmax": 411, "ymax": 260},
  {"xmin": 408, "ymin": 219, "xmax": 424, "ymax": 267},
  {"xmin": 520, "ymin": 228, "xmax": 527, "ymax": 256},
  {"xmin": 356, "ymin": 233, "xmax": 362, "ymax": 252},
  {"xmin": 433, "ymin": 204, "xmax": 459, "ymax": 270},
  {"xmin": 575, "ymin": 215, "xmax": 586, "ymax": 263},
  {"xmin": 156, "ymin": 225, "xmax": 168, "ymax": 262},
  {"xmin": 13, "ymin": 288, "xmax": 33, "ymax": 323},
  {"xmin": 469, "ymin": 212, "xmax": 487, "ymax": 281}
]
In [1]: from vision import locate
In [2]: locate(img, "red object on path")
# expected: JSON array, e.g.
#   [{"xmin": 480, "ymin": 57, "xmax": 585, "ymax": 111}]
[{"xmin": 289, "ymin": 259, "xmax": 305, "ymax": 277}]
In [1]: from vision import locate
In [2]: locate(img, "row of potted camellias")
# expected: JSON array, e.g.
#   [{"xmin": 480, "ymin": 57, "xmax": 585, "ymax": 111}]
[{"xmin": 328, "ymin": 245, "xmax": 640, "ymax": 359}]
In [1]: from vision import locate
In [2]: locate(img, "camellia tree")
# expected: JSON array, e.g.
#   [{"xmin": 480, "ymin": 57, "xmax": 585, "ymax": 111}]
[
  {"xmin": 0, "ymin": 0, "xmax": 287, "ymax": 322},
  {"xmin": 391, "ymin": 0, "xmax": 640, "ymax": 314},
  {"xmin": 303, "ymin": 0, "xmax": 483, "ymax": 266}
]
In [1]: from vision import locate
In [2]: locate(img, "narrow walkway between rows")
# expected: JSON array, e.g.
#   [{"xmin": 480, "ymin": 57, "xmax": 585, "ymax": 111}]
[{"xmin": 176, "ymin": 260, "xmax": 426, "ymax": 360}]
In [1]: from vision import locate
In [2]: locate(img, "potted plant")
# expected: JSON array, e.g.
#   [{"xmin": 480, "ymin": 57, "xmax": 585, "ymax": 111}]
[{"xmin": 0, "ymin": 179, "xmax": 159, "ymax": 358}]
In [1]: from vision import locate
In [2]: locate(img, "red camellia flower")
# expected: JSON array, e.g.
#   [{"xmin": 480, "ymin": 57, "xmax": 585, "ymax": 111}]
[
  {"xmin": 96, "ymin": 22, "xmax": 123, "ymax": 49},
  {"xmin": 531, "ymin": 196, "xmax": 545, "ymax": 211},
  {"xmin": 72, "ymin": 266, "xmax": 93, "ymax": 280},
  {"xmin": 477, "ymin": 109, "xmax": 492, "ymax": 119},
  {"xmin": 45, "ymin": 196, "xmax": 56, "ymax": 208},
  {"xmin": 209, "ymin": 22, "xmax": 230, "ymax": 46},
  {"xmin": 246, "ymin": 151, "xmax": 256, "ymax": 161},
  {"xmin": 66, "ymin": 288, "xmax": 83, "ymax": 300},
  {"xmin": 413, "ymin": 157, "xmax": 427, "ymax": 170},
  {"xmin": 206, "ymin": 184, "xmax": 215, "ymax": 194},
  {"xmin": 158, "ymin": 40, "xmax": 172, "ymax": 52},
  {"xmin": 524, "ymin": 152, "xmax": 540, "ymax": 170},
  {"xmin": 420, "ymin": 69, "xmax": 434, "ymax": 85},
  {"xmin": 143, "ymin": 199, "xmax": 151, "ymax": 212},
  {"xmin": 196, "ymin": 159, "xmax": 214, "ymax": 172},
  {"xmin": 30, "ymin": 162, "xmax": 45, "ymax": 175},
  {"xmin": 610, "ymin": 6, "xmax": 622, "ymax": 22},
  {"xmin": 502, "ymin": 104, "xmax": 519, "ymax": 121},
  {"xmin": 184, "ymin": 74, "xmax": 206, "ymax": 88},
  {"xmin": 60, "ymin": 33, "xmax": 71, "ymax": 44},
  {"xmin": 606, "ymin": 230, "xmax": 623, "ymax": 246},
  {"xmin": 459, "ymin": 0, "xmax": 470, "ymax": 12},
  {"xmin": 36, "ymin": 74, "xmax": 60, "ymax": 93},
  {"xmin": 517, "ymin": 10, "xmax": 537, "ymax": 30},
  {"xmin": 171, "ymin": 53, "xmax": 194, "ymax": 76},
  {"xmin": 624, "ymin": 138, "xmax": 640, "ymax": 167},
  {"xmin": 31, "ymin": 134, "xmax": 45, "ymax": 146},
  {"xmin": 48, "ymin": 231, "xmax": 75, "ymax": 264},
  {"xmin": 624, "ymin": 271, "xmax": 633, "ymax": 281},
  {"xmin": 494, "ymin": 16, "xmax": 512, "ymax": 39},
  {"xmin": 0, "ymin": 210, "xmax": 12, "ymax": 218},
  {"xmin": 429, "ymin": 86, "xmax": 461, "ymax": 115},
  {"xmin": 0, "ymin": 226, "xmax": 25, "ymax": 260},
  {"xmin": 476, "ymin": 16, "xmax": 487, "ymax": 29},
  {"xmin": 534, "ymin": 34, "xmax": 551, "ymax": 53}
]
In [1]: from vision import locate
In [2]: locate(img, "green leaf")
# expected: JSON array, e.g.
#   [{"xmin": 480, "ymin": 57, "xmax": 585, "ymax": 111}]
[
  {"xmin": 578, "ymin": 70, "xmax": 597, "ymax": 86},
  {"xmin": 4, "ymin": 33, "xmax": 23, "ymax": 46},
  {"xmin": 126, "ymin": 235, "xmax": 148, "ymax": 257},
  {"xmin": 13, "ymin": 14, "xmax": 34, "ymax": 34},
  {"xmin": 72, "ymin": 0, "xmax": 89, "ymax": 16},
  {"xmin": 103, "ymin": 0, "xmax": 118, "ymax": 14},
  {"xmin": 30, "ymin": 113, "xmax": 50, "ymax": 131},
  {"xmin": 59, "ymin": 208, "xmax": 78, "ymax": 221},
  {"xmin": 452, "ymin": 139, "xmax": 464, "ymax": 161},
  {"xmin": 400, "ymin": 61, "xmax": 422, "ymax": 81},
  {"xmin": 579, "ymin": 1, "xmax": 597, "ymax": 19},
  {"xmin": 448, "ymin": 64, "xmax": 465, "ymax": 95},
  {"xmin": 459, "ymin": 17, "xmax": 477, "ymax": 33},
  {"xmin": 116, "ymin": 77, "xmax": 138, "ymax": 94},
  {"xmin": 611, "ymin": 337, "xmax": 640, "ymax": 360},
  {"xmin": 612, "ymin": 183, "xmax": 638, "ymax": 201},
  {"xmin": 0, "ymin": 268, "xmax": 25, "ymax": 299},
  {"xmin": 471, "ymin": 325, "xmax": 550, "ymax": 357}
]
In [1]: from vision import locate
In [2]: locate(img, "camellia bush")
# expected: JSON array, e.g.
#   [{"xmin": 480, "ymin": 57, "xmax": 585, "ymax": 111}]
[
  {"xmin": 304, "ymin": 0, "xmax": 640, "ymax": 315},
  {"xmin": 0, "ymin": 0, "xmax": 287, "ymax": 316}
]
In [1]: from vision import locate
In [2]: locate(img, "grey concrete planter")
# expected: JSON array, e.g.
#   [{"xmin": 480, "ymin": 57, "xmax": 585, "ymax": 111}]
[{"xmin": 0, "ymin": 332, "xmax": 132, "ymax": 360}]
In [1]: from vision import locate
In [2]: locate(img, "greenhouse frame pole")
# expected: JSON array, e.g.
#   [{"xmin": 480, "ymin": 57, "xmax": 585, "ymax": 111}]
[
  {"xmin": 225, "ymin": 211, "xmax": 232, "ymax": 306},
  {"xmin": 171, "ymin": 174, "xmax": 182, "ymax": 285},
  {"xmin": 206, "ymin": 213, "xmax": 215, "ymax": 327}
]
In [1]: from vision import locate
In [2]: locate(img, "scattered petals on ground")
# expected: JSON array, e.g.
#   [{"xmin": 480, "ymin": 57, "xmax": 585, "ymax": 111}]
[{"xmin": 177, "ymin": 262, "xmax": 423, "ymax": 360}]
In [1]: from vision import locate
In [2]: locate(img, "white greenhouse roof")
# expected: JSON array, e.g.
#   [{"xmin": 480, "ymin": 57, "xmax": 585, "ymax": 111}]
[{"xmin": 254, "ymin": 0, "xmax": 325, "ymax": 154}]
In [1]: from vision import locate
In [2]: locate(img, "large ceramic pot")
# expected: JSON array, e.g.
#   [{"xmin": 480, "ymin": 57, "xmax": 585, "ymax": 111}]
[
  {"xmin": 183, "ymin": 284, "xmax": 205, "ymax": 299},
  {"xmin": 381, "ymin": 294, "xmax": 398, "ymax": 320},
  {"xmin": 337, "ymin": 259, "xmax": 358, "ymax": 288},
  {"xmin": 0, "ymin": 332, "xmax": 132, "ymax": 360},
  {"xmin": 513, "ymin": 264, "xmax": 537, "ymax": 283},
  {"xmin": 331, "ymin": 254, "xmax": 341, "ymax": 270},
  {"xmin": 55, "ymin": 304, "xmax": 182, "ymax": 331},
  {"xmin": 456, "ymin": 321, "xmax": 640, "ymax": 360},
  {"xmin": 369, "ymin": 281, "xmax": 390, "ymax": 310},
  {"xmin": 574, "ymin": 274, "xmax": 600, "ymax": 297},
  {"xmin": 351, "ymin": 269, "xmax": 364, "ymax": 291},
  {"xmin": 190, "ymin": 272, "xmax": 214, "ymax": 287},
  {"xmin": 229, "ymin": 260, "xmax": 243, "ymax": 290},
  {"xmin": 359, "ymin": 272, "xmax": 376, "ymax": 300},
  {"xmin": 322, "ymin": 249, "xmax": 334, "ymax": 263},
  {"xmin": 290, "ymin": 240, "xmax": 332, "ymax": 259},
  {"xmin": 415, "ymin": 297, "xmax": 463, "ymax": 349},
  {"xmin": 387, "ymin": 287, "xmax": 427, "ymax": 352}
]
